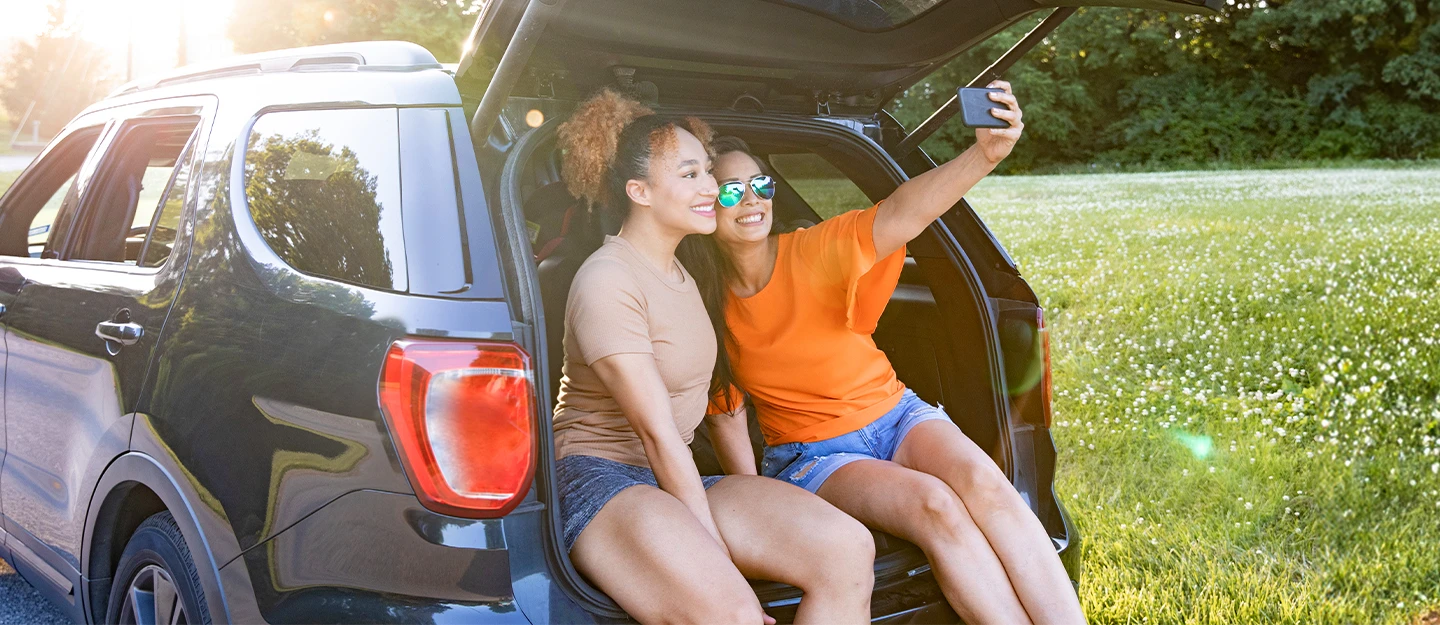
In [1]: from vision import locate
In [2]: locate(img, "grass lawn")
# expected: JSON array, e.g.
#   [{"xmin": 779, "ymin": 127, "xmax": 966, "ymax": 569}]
[{"xmin": 963, "ymin": 166, "xmax": 1440, "ymax": 624}]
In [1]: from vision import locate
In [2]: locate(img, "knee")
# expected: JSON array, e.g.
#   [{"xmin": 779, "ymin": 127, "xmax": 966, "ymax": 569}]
[
  {"xmin": 708, "ymin": 602, "xmax": 766, "ymax": 625},
  {"xmin": 914, "ymin": 481, "xmax": 976, "ymax": 545},
  {"xmin": 826, "ymin": 515, "xmax": 877, "ymax": 581},
  {"xmin": 791, "ymin": 513, "xmax": 875, "ymax": 592},
  {"xmin": 956, "ymin": 461, "xmax": 1022, "ymax": 511},
  {"xmin": 947, "ymin": 452, "xmax": 1015, "ymax": 502},
  {"xmin": 684, "ymin": 589, "xmax": 764, "ymax": 625}
]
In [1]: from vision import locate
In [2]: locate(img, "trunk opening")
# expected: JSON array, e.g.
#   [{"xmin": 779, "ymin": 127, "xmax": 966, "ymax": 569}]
[{"xmin": 491, "ymin": 96, "xmax": 1017, "ymax": 619}]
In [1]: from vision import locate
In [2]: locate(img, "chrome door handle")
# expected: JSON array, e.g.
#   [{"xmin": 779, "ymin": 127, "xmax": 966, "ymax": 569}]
[{"xmin": 96, "ymin": 320, "xmax": 143, "ymax": 346}]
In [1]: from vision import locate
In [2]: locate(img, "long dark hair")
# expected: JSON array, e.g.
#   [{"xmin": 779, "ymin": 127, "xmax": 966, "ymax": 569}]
[
  {"xmin": 676, "ymin": 136, "xmax": 772, "ymax": 414},
  {"xmin": 677, "ymin": 234, "xmax": 739, "ymax": 412}
]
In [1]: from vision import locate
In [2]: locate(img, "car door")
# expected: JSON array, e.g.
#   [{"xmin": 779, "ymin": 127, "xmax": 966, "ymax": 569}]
[
  {"xmin": 0, "ymin": 96, "xmax": 211, "ymax": 607},
  {"xmin": 0, "ymin": 115, "xmax": 110, "ymax": 603}
]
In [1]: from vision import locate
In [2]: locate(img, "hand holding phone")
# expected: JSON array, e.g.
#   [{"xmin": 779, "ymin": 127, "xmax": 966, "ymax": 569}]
[
  {"xmin": 959, "ymin": 87, "xmax": 1011, "ymax": 129},
  {"xmin": 968, "ymin": 81, "xmax": 1023, "ymax": 164}
]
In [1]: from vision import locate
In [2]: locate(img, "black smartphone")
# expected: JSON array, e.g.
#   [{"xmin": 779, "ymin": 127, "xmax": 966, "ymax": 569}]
[{"xmin": 958, "ymin": 87, "xmax": 1010, "ymax": 128}]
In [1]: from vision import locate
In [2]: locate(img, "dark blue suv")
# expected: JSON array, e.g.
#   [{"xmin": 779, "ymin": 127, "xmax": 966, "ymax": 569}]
[{"xmin": 0, "ymin": 0, "xmax": 1218, "ymax": 622}]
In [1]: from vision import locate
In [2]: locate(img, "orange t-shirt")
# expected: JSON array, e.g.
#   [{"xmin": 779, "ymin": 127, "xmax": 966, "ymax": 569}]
[{"xmin": 724, "ymin": 205, "xmax": 907, "ymax": 445}]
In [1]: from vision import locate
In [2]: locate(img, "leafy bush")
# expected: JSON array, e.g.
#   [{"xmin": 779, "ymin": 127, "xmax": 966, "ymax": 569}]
[{"xmin": 891, "ymin": 1, "xmax": 1440, "ymax": 172}]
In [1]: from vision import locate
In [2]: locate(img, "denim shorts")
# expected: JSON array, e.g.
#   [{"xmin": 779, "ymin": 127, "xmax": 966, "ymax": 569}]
[
  {"xmin": 556, "ymin": 454, "xmax": 725, "ymax": 552},
  {"xmin": 761, "ymin": 389, "xmax": 951, "ymax": 493}
]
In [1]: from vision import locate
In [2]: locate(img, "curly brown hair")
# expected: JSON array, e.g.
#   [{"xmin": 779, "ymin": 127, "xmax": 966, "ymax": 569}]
[{"xmin": 558, "ymin": 89, "xmax": 714, "ymax": 219}]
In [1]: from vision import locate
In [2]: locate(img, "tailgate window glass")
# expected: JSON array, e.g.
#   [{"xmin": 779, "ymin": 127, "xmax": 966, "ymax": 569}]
[
  {"xmin": 769, "ymin": 153, "xmax": 872, "ymax": 221},
  {"xmin": 244, "ymin": 108, "xmax": 407, "ymax": 292},
  {"xmin": 767, "ymin": 0, "xmax": 946, "ymax": 30}
]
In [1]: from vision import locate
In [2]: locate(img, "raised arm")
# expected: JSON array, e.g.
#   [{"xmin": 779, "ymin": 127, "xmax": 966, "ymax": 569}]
[
  {"xmin": 590, "ymin": 353, "xmax": 731, "ymax": 554},
  {"xmin": 872, "ymin": 80, "xmax": 1024, "ymax": 258}
]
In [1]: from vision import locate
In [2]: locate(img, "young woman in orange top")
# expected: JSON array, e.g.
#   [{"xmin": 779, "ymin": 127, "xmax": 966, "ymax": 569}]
[{"xmin": 686, "ymin": 82, "xmax": 1085, "ymax": 624}]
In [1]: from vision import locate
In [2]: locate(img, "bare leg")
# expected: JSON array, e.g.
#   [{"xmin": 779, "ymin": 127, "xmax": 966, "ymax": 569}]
[
  {"xmin": 707, "ymin": 475, "xmax": 875, "ymax": 624},
  {"xmin": 895, "ymin": 419, "xmax": 1085, "ymax": 624},
  {"xmin": 816, "ymin": 460, "xmax": 1032, "ymax": 625},
  {"xmin": 570, "ymin": 484, "xmax": 767, "ymax": 625}
]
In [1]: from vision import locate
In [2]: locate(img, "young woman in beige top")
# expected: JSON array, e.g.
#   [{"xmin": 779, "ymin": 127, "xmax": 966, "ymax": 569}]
[{"xmin": 550, "ymin": 89, "xmax": 874, "ymax": 625}]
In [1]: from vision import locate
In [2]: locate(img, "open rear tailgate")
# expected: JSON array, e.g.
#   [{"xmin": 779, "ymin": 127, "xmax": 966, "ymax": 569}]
[{"xmin": 458, "ymin": 0, "xmax": 1221, "ymax": 116}]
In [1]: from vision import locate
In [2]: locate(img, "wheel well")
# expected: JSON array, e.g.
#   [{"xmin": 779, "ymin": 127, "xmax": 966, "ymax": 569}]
[{"xmin": 86, "ymin": 482, "xmax": 167, "ymax": 622}]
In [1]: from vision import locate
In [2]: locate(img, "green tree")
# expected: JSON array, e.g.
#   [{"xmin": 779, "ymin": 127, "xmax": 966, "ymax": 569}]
[
  {"xmin": 891, "ymin": 1, "xmax": 1440, "ymax": 171},
  {"xmin": 1, "ymin": 0, "xmax": 115, "ymax": 139},
  {"xmin": 227, "ymin": 0, "xmax": 480, "ymax": 63}
]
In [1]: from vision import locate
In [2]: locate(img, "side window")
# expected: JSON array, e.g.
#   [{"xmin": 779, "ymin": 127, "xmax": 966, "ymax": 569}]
[
  {"xmin": 0, "ymin": 127, "xmax": 103, "ymax": 258},
  {"xmin": 68, "ymin": 118, "xmax": 201, "ymax": 265},
  {"xmin": 139, "ymin": 141, "xmax": 197, "ymax": 267},
  {"xmin": 243, "ymin": 108, "xmax": 407, "ymax": 291},
  {"xmin": 768, "ymin": 153, "xmax": 872, "ymax": 221},
  {"xmin": 30, "ymin": 173, "xmax": 78, "ymax": 257}
]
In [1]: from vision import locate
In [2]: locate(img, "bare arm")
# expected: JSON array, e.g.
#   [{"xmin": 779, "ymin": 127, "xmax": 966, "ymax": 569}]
[
  {"xmin": 589, "ymin": 353, "xmax": 729, "ymax": 554},
  {"xmin": 706, "ymin": 406, "xmax": 759, "ymax": 476},
  {"xmin": 872, "ymin": 80, "xmax": 1025, "ymax": 258}
]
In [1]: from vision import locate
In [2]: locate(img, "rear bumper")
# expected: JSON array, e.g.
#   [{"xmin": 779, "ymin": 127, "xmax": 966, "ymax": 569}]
[{"xmin": 222, "ymin": 489, "xmax": 530, "ymax": 624}]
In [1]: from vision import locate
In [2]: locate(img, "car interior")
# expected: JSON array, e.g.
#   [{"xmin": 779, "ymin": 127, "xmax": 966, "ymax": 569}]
[{"xmin": 67, "ymin": 119, "xmax": 198, "ymax": 266}]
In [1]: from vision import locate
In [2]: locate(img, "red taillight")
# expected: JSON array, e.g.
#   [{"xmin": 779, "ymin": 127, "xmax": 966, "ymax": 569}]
[
  {"xmin": 1038, "ymin": 308, "xmax": 1053, "ymax": 428},
  {"xmin": 378, "ymin": 339, "xmax": 535, "ymax": 518}
]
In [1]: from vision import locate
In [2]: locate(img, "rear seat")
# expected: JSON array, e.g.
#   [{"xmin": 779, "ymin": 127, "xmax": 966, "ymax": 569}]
[{"xmin": 527, "ymin": 181, "xmax": 599, "ymax": 402}]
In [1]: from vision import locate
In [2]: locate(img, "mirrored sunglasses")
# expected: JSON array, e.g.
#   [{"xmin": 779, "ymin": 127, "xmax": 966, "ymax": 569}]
[{"xmin": 717, "ymin": 175, "xmax": 776, "ymax": 208}]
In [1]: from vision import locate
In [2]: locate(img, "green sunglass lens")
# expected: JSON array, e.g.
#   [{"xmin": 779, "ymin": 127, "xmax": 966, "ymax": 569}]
[
  {"xmin": 718, "ymin": 182, "xmax": 745, "ymax": 207},
  {"xmin": 751, "ymin": 176, "xmax": 776, "ymax": 200}
]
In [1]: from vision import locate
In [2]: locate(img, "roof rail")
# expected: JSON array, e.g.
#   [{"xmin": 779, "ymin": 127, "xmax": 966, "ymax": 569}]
[{"xmin": 109, "ymin": 41, "xmax": 443, "ymax": 97}]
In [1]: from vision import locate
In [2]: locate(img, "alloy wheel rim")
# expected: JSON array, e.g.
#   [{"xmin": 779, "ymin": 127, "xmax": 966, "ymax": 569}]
[{"xmin": 120, "ymin": 564, "xmax": 188, "ymax": 625}]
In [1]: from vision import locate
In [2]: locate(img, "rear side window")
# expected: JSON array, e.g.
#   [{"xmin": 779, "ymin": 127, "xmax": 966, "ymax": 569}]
[
  {"xmin": 244, "ymin": 108, "xmax": 407, "ymax": 291},
  {"xmin": 769, "ymin": 153, "xmax": 872, "ymax": 221}
]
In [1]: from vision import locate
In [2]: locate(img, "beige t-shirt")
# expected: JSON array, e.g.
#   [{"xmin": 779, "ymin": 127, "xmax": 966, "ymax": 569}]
[{"xmin": 553, "ymin": 235, "xmax": 716, "ymax": 467}]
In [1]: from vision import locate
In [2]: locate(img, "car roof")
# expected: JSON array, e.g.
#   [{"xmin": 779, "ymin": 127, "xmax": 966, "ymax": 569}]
[{"xmin": 82, "ymin": 41, "xmax": 463, "ymax": 119}]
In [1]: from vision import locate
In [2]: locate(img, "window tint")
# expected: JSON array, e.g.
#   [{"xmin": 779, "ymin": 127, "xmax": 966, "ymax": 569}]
[
  {"xmin": 1, "ymin": 127, "xmax": 102, "ymax": 258},
  {"xmin": 244, "ymin": 108, "xmax": 407, "ymax": 291},
  {"xmin": 139, "ymin": 142, "xmax": 196, "ymax": 267},
  {"xmin": 30, "ymin": 172, "xmax": 78, "ymax": 256},
  {"xmin": 69, "ymin": 119, "xmax": 200, "ymax": 264},
  {"xmin": 87, "ymin": 122, "xmax": 200, "ymax": 266},
  {"xmin": 768, "ymin": 153, "xmax": 872, "ymax": 221}
]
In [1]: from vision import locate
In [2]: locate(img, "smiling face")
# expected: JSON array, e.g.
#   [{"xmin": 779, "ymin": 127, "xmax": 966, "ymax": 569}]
[
  {"xmin": 711, "ymin": 150, "xmax": 771, "ymax": 246},
  {"xmin": 626, "ymin": 126, "xmax": 718, "ymax": 236}
]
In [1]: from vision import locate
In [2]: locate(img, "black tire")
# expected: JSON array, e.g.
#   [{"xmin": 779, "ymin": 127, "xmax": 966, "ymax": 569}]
[{"xmin": 105, "ymin": 511, "xmax": 211, "ymax": 625}]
